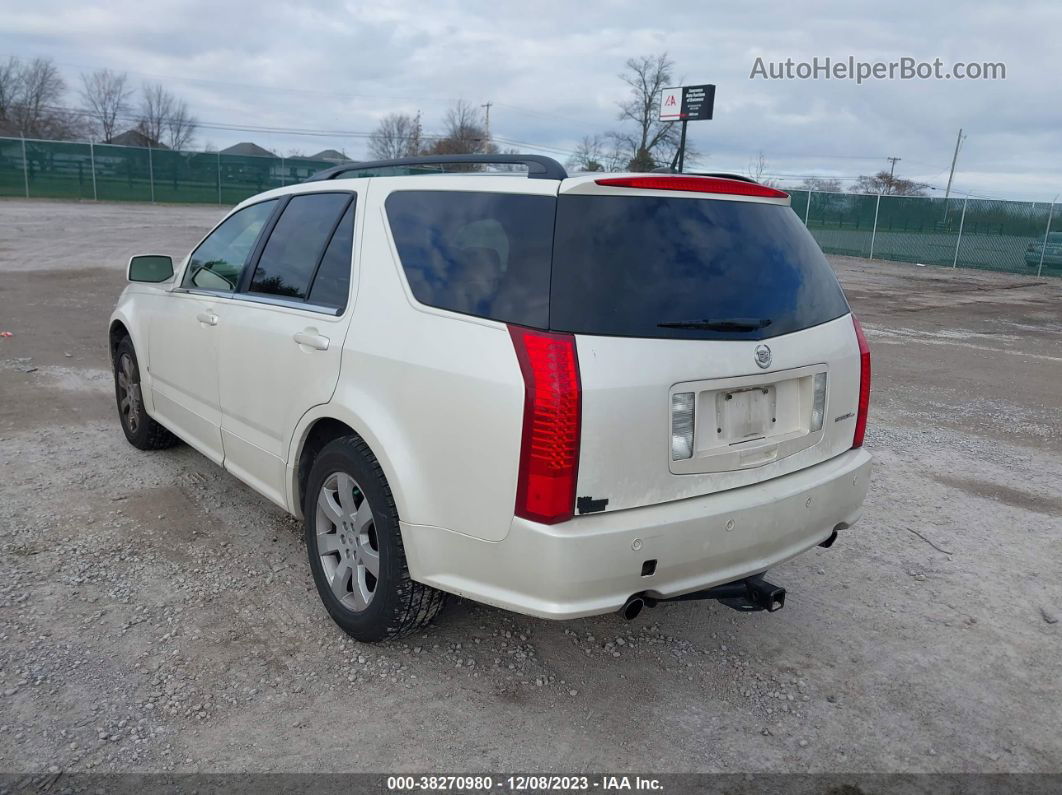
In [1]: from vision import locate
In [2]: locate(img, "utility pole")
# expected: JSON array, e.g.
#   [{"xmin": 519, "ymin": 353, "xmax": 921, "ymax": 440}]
[
  {"xmin": 886, "ymin": 156, "xmax": 901, "ymax": 178},
  {"xmin": 943, "ymin": 128, "xmax": 965, "ymax": 204},
  {"xmin": 481, "ymin": 101, "xmax": 493, "ymax": 134}
]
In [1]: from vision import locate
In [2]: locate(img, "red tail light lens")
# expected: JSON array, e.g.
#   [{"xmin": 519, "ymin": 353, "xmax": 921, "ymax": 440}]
[
  {"xmin": 595, "ymin": 175, "xmax": 789, "ymax": 199},
  {"xmin": 852, "ymin": 315, "xmax": 871, "ymax": 448},
  {"xmin": 508, "ymin": 325, "xmax": 581, "ymax": 525}
]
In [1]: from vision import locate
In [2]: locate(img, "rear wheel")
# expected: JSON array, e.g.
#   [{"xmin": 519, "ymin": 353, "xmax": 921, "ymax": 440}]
[
  {"xmin": 304, "ymin": 435, "xmax": 446, "ymax": 642},
  {"xmin": 113, "ymin": 337, "xmax": 178, "ymax": 450}
]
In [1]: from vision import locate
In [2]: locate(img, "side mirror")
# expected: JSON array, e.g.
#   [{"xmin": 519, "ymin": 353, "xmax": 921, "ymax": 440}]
[{"xmin": 127, "ymin": 255, "xmax": 174, "ymax": 283}]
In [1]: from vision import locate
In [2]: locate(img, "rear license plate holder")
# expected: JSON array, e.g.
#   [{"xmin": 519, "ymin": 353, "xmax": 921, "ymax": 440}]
[{"xmin": 716, "ymin": 385, "xmax": 776, "ymax": 444}]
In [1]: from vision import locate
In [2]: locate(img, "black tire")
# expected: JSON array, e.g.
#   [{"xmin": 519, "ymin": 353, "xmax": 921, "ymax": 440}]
[
  {"xmin": 304, "ymin": 435, "xmax": 446, "ymax": 642},
  {"xmin": 113, "ymin": 336, "xmax": 179, "ymax": 450}
]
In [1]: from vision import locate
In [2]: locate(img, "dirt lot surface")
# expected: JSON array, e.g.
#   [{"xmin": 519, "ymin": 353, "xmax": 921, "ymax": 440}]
[{"xmin": 1, "ymin": 199, "xmax": 1060, "ymax": 774}]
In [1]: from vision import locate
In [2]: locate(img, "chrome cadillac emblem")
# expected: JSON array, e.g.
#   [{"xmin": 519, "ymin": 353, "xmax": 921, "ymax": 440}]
[{"xmin": 754, "ymin": 344, "xmax": 772, "ymax": 369}]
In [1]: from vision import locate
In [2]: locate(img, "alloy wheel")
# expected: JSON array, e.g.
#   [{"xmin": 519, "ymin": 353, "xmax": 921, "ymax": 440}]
[
  {"xmin": 116, "ymin": 353, "xmax": 142, "ymax": 434},
  {"xmin": 315, "ymin": 472, "xmax": 380, "ymax": 612}
]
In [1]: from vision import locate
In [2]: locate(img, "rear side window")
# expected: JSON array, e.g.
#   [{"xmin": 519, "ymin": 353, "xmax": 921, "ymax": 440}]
[
  {"xmin": 307, "ymin": 203, "xmax": 355, "ymax": 310},
  {"xmin": 250, "ymin": 193, "xmax": 350, "ymax": 300},
  {"xmin": 550, "ymin": 195, "xmax": 850, "ymax": 340},
  {"xmin": 385, "ymin": 191, "xmax": 555, "ymax": 328}
]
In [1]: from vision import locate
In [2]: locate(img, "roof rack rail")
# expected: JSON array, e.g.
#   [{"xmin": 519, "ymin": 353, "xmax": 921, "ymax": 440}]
[{"xmin": 306, "ymin": 154, "xmax": 568, "ymax": 182}]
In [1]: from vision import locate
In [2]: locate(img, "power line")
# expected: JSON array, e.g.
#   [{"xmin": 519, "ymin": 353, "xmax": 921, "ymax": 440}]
[
  {"xmin": 0, "ymin": 50, "xmax": 462, "ymax": 107},
  {"xmin": 7, "ymin": 101, "xmax": 586, "ymax": 158},
  {"xmin": 0, "ymin": 49, "xmax": 604, "ymax": 136},
  {"xmin": 9, "ymin": 100, "xmax": 1007, "ymax": 193}
]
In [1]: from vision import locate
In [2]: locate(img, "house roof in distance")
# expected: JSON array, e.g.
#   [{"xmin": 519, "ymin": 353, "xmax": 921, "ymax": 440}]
[
  {"xmin": 219, "ymin": 141, "xmax": 276, "ymax": 157},
  {"xmin": 107, "ymin": 129, "xmax": 170, "ymax": 149},
  {"xmin": 307, "ymin": 149, "xmax": 349, "ymax": 162}
]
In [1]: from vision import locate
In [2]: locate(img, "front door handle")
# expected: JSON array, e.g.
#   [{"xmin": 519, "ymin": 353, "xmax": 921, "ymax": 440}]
[
  {"xmin": 294, "ymin": 329, "xmax": 330, "ymax": 351},
  {"xmin": 196, "ymin": 311, "xmax": 218, "ymax": 326}
]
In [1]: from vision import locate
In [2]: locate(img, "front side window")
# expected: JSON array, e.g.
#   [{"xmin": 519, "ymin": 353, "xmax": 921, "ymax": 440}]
[
  {"xmin": 385, "ymin": 191, "xmax": 555, "ymax": 328},
  {"xmin": 183, "ymin": 199, "xmax": 277, "ymax": 292},
  {"xmin": 249, "ymin": 193, "xmax": 350, "ymax": 300}
]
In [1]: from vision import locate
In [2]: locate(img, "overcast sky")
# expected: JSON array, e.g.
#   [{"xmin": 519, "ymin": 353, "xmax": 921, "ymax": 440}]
[{"xmin": 2, "ymin": 0, "xmax": 1059, "ymax": 200}]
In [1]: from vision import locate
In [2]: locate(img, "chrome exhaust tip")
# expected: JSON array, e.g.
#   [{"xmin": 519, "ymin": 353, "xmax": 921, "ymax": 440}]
[{"xmin": 621, "ymin": 596, "xmax": 645, "ymax": 621}]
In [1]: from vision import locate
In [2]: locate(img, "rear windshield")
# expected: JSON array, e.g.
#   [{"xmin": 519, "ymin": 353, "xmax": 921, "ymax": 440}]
[
  {"xmin": 549, "ymin": 194, "xmax": 849, "ymax": 340},
  {"xmin": 384, "ymin": 190, "xmax": 849, "ymax": 340}
]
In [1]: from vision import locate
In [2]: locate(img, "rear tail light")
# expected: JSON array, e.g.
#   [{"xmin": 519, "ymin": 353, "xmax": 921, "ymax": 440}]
[
  {"xmin": 508, "ymin": 326, "xmax": 581, "ymax": 524},
  {"xmin": 852, "ymin": 315, "xmax": 871, "ymax": 448},
  {"xmin": 671, "ymin": 392, "xmax": 695, "ymax": 460},
  {"xmin": 595, "ymin": 175, "xmax": 789, "ymax": 199}
]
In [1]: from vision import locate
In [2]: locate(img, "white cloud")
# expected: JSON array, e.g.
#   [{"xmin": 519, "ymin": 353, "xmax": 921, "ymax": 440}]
[{"xmin": 0, "ymin": 0, "xmax": 1058, "ymax": 199}]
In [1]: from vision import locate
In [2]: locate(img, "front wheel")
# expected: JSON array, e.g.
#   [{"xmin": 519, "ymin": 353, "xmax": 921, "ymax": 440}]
[
  {"xmin": 113, "ymin": 337, "xmax": 178, "ymax": 450},
  {"xmin": 304, "ymin": 435, "xmax": 446, "ymax": 642}
]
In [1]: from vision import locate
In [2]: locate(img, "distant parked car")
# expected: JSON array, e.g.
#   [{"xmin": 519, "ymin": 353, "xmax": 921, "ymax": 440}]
[
  {"xmin": 1025, "ymin": 231, "xmax": 1062, "ymax": 268},
  {"xmin": 108, "ymin": 155, "xmax": 872, "ymax": 642}
]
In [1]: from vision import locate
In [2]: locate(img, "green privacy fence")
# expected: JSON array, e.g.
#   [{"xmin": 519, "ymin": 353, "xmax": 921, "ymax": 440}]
[
  {"xmin": 0, "ymin": 136, "xmax": 338, "ymax": 205},
  {"xmin": 788, "ymin": 189, "xmax": 1061, "ymax": 276},
  {"xmin": 2, "ymin": 135, "xmax": 1060, "ymax": 277}
]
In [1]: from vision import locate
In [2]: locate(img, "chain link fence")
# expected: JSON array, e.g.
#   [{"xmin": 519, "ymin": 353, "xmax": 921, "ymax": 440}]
[
  {"xmin": 2, "ymin": 135, "xmax": 1060, "ymax": 277},
  {"xmin": 0, "ymin": 136, "xmax": 337, "ymax": 206},
  {"xmin": 790, "ymin": 189, "xmax": 1060, "ymax": 277}
]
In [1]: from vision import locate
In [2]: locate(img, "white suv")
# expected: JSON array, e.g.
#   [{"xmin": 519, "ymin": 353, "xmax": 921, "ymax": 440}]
[{"xmin": 109, "ymin": 155, "xmax": 872, "ymax": 642}]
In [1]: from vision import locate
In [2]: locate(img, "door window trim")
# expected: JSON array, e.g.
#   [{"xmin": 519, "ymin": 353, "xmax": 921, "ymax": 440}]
[{"xmin": 232, "ymin": 292, "xmax": 343, "ymax": 316}]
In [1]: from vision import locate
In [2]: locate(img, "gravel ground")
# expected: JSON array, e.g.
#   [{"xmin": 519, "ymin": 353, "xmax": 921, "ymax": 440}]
[{"xmin": 0, "ymin": 199, "xmax": 1060, "ymax": 774}]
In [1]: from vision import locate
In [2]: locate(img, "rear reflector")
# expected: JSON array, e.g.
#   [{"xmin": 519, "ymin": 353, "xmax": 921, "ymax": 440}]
[
  {"xmin": 595, "ymin": 175, "xmax": 789, "ymax": 199},
  {"xmin": 851, "ymin": 315, "xmax": 871, "ymax": 448},
  {"xmin": 508, "ymin": 326, "xmax": 581, "ymax": 524}
]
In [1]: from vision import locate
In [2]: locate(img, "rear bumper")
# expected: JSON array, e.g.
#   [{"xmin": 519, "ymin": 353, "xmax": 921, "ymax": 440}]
[{"xmin": 402, "ymin": 448, "xmax": 872, "ymax": 619}]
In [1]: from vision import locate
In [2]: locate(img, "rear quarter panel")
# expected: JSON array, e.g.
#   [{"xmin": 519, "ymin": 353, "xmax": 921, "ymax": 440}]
[{"xmin": 302, "ymin": 176, "xmax": 544, "ymax": 541}]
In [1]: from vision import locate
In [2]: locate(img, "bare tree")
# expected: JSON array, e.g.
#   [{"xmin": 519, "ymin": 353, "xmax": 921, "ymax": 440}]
[
  {"xmin": 0, "ymin": 57, "xmax": 21, "ymax": 126},
  {"xmin": 746, "ymin": 151, "xmax": 779, "ymax": 187},
  {"xmin": 165, "ymin": 99, "xmax": 197, "ymax": 150},
  {"xmin": 15, "ymin": 58, "xmax": 65, "ymax": 130},
  {"xmin": 426, "ymin": 100, "xmax": 494, "ymax": 156},
  {"xmin": 2, "ymin": 57, "xmax": 85, "ymax": 139},
  {"xmin": 368, "ymin": 112, "xmax": 422, "ymax": 159},
  {"xmin": 0, "ymin": 56, "xmax": 88, "ymax": 139},
  {"xmin": 610, "ymin": 53, "xmax": 686, "ymax": 171},
  {"xmin": 80, "ymin": 69, "xmax": 132, "ymax": 142},
  {"xmin": 797, "ymin": 177, "xmax": 844, "ymax": 193},
  {"xmin": 567, "ymin": 135, "xmax": 607, "ymax": 172},
  {"xmin": 136, "ymin": 82, "xmax": 174, "ymax": 146},
  {"xmin": 407, "ymin": 111, "xmax": 422, "ymax": 157},
  {"xmin": 849, "ymin": 170, "xmax": 927, "ymax": 196}
]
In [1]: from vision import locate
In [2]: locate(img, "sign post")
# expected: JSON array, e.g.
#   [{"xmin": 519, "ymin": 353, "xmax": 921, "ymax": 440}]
[{"xmin": 660, "ymin": 84, "xmax": 715, "ymax": 172}]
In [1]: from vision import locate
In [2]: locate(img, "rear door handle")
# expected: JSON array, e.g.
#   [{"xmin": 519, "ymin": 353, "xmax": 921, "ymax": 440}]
[
  {"xmin": 196, "ymin": 311, "xmax": 218, "ymax": 326},
  {"xmin": 294, "ymin": 330, "xmax": 330, "ymax": 351}
]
